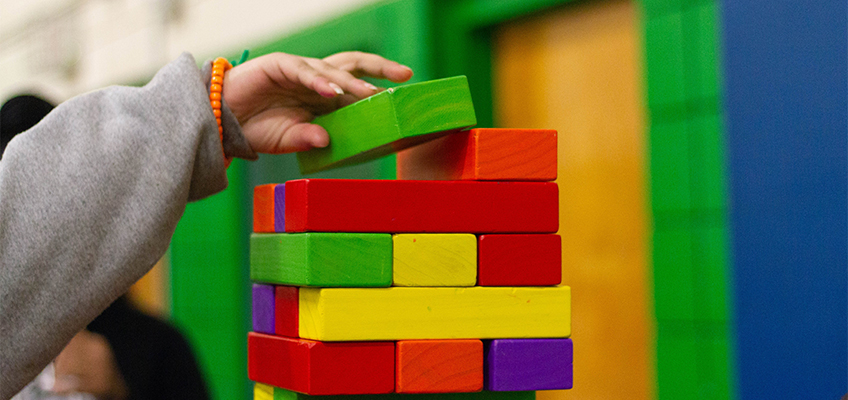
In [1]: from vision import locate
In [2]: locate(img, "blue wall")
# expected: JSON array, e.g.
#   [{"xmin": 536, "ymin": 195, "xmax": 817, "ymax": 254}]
[{"xmin": 722, "ymin": 0, "xmax": 847, "ymax": 398}]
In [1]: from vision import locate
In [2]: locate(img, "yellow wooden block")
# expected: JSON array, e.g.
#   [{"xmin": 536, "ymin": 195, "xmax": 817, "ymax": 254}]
[
  {"xmin": 254, "ymin": 383, "xmax": 274, "ymax": 400},
  {"xmin": 393, "ymin": 234, "xmax": 477, "ymax": 286},
  {"xmin": 298, "ymin": 286, "xmax": 570, "ymax": 341}
]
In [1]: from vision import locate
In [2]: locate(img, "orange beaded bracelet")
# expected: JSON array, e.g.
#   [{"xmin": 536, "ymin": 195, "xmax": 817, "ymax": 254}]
[{"xmin": 210, "ymin": 57, "xmax": 232, "ymax": 167}]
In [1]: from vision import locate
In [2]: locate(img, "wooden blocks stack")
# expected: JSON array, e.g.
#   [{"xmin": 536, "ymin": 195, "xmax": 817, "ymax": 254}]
[{"xmin": 249, "ymin": 78, "xmax": 570, "ymax": 399}]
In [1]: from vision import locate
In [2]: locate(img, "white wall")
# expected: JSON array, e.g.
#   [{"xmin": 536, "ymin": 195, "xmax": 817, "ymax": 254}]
[{"xmin": 0, "ymin": 0, "xmax": 380, "ymax": 103}]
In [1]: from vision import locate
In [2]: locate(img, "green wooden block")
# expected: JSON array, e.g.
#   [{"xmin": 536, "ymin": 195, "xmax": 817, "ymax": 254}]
[
  {"xmin": 650, "ymin": 120, "xmax": 691, "ymax": 212},
  {"xmin": 682, "ymin": 2, "xmax": 722, "ymax": 104},
  {"xmin": 656, "ymin": 322, "xmax": 699, "ymax": 400},
  {"xmin": 250, "ymin": 233, "xmax": 392, "ymax": 287},
  {"xmin": 688, "ymin": 114, "xmax": 728, "ymax": 211},
  {"xmin": 297, "ymin": 76, "xmax": 476, "ymax": 174},
  {"xmin": 653, "ymin": 228, "xmax": 696, "ymax": 321},
  {"xmin": 644, "ymin": 12, "xmax": 686, "ymax": 109},
  {"xmin": 692, "ymin": 225, "xmax": 731, "ymax": 322},
  {"xmin": 260, "ymin": 385, "xmax": 535, "ymax": 400}
]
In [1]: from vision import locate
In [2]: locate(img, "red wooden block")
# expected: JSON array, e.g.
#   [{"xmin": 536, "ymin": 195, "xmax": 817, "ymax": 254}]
[
  {"xmin": 247, "ymin": 332, "xmax": 394, "ymax": 395},
  {"xmin": 254, "ymin": 184, "xmax": 277, "ymax": 233},
  {"xmin": 478, "ymin": 235, "xmax": 562, "ymax": 286},
  {"xmin": 284, "ymin": 179, "xmax": 558, "ymax": 233},
  {"xmin": 397, "ymin": 128, "xmax": 557, "ymax": 181},
  {"xmin": 275, "ymin": 286, "xmax": 299, "ymax": 338},
  {"xmin": 396, "ymin": 340, "xmax": 483, "ymax": 394}
]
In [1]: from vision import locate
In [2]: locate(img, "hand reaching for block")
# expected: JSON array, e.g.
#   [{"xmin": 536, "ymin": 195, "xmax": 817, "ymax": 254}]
[{"xmin": 222, "ymin": 51, "xmax": 414, "ymax": 154}]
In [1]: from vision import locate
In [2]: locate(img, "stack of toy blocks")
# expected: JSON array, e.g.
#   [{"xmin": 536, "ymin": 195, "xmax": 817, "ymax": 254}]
[{"xmin": 248, "ymin": 77, "xmax": 571, "ymax": 400}]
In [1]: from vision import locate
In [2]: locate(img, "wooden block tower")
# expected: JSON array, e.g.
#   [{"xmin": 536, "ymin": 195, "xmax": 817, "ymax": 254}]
[{"xmin": 249, "ymin": 77, "xmax": 571, "ymax": 399}]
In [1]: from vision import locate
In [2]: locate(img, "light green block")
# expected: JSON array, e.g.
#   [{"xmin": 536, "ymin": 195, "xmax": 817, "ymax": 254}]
[
  {"xmin": 256, "ymin": 384, "xmax": 535, "ymax": 400},
  {"xmin": 297, "ymin": 76, "xmax": 476, "ymax": 174},
  {"xmin": 250, "ymin": 233, "xmax": 392, "ymax": 287},
  {"xmin": 653, "ymin": 228, "xmax": 695, "ymax": 321},
  {"xmin": 650, "ymin": 120, "xmax": 691, "ymax": 212}
]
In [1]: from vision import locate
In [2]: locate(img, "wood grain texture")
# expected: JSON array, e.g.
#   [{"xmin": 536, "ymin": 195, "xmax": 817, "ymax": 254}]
[
  {"xmin": 477, "ymin": 235, "xmax": 561, "ymax": 286},
  {"xmin": 397, "ymin": 128, "xmax": 557, "ymax": 181},
  {"xmin": 484, "ymin": 338, "xmax": 573, "ymax": 391},
  {"xmin": 259, "ymin": 386, "xmax": 537, "ymax": 400},
  {"xmin": 396, "ymin": 339, "xmax": 483, "ymax": 393},
  {"xmin": 275, "ymin": 286, "xmax": 299, "ymax": 338},
  {"xmin": 252, "ymin": 283, "xmax": 275, "ymax": 334},
  {"xmin": 297, "ymin": 76, "xmax": 476, "ymax": 174},
  {"xmin": 298, "ymin": 286, "xmax": 570, "ymax": 341},
  {"xmin": 247, "ymin": 332, "xmax": 394, "ymax": 395},
  {"xmin": 284, "ymin": 179, "xmax": 558, "ymax": 233},
  {"xmin": 250, "ymin": 232, "xmax": 392, "ymax": 287},
  {"xmin": 393, "ymin": 234, "xmax": 477, "ymax": 286}
]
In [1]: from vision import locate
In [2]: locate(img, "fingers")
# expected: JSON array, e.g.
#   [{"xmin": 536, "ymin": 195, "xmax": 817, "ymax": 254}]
[
  {"xmin": 303, "ymin": 57, "xmax": 382, "ymax": 99},
  {"xmin": 324, "ymin": 51, "xmax": 414, "ymax": 83}
]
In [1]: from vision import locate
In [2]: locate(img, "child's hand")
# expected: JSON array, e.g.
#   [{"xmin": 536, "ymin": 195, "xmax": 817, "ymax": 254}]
[{"xmin": 222, "ymin": 51, "xmax": 413, "ymax": 154}]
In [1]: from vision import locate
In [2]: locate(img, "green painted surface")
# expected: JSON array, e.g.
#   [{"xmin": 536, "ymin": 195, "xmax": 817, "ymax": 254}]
[
  {"xmin": 653, "ymin": 228, "xmax": 696, "ymax": 321},
  {"xmin": 640, "ymin": 0, "xmax": 681, "ymax": 19},
  {"xmin": 250, "ymin": 233, "xmax": 392, "ymax": 287},
  {"xmin": 297, "ymin": 76, "xmax": 476, "ymax": 174},
  {"xmin": 696, "ymin": 323, "xmax": 735, "ymax": 400},
  {"xmin": 273, "ymin": 387, "xmax": 536, "ymax": 400},
  {"xmin": 656, "ymin": 322, "xmax": 699, "ymax": 399},
  {"xmin": 682, "ymin": 2, "xmax": 722, "ymax": 105},
  {"xmin": 170, "ymin": 159, "xmax": 251, "ymax": 400},
  {"xmin": 688, "ymin": 114, "xmax": 727, "ymax": 211},
  {"xmin": 650, "ymin": 120, "xmax": 691, "ymax": 212},
  {"xmin": 644, "ymin": 11, "xmax": 687, "ymax": 111},
  {"xmin": 692, "ymin": 226, "xmax": 730, "ymax": 322}
]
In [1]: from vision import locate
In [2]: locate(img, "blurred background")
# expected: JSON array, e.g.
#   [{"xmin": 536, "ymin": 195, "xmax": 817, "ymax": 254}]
[{"xmin": 1, "ymin": 0, "xmax": 844, "ymax": 399}]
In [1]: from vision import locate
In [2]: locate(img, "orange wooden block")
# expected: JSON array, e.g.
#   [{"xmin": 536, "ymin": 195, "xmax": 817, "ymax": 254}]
[
  {"xmin": 253, "ymin": 184, "xmax": 277, "ymax": 233},
  {"xmin": 397, "ymin": 128, "xmax": 557, "ymax": 181},
  {"xmin": 396, "ymin": 339, "xmax": 483, "ymax": 394}
]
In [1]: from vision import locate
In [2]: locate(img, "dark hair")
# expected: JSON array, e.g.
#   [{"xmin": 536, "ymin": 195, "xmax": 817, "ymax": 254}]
[{"xmin": 0, "ymin": 94, "xmax": 55, "ymax": 156}]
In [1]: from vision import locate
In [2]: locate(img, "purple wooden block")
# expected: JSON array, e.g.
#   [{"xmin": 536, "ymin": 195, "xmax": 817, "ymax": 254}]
[
  {"xmin": 274, "ymin": 184, "xmax": 286, "ymax": 233},
  {"xmin": 485, "ymin": 338, "xmax": 573, "ymax": 391},
  {"xmin": 252, "ymin": 283, "xmax": 275, "ymax": 334}
]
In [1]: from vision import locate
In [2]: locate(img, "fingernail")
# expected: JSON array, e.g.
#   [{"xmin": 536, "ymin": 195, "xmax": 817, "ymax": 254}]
[
  {"xmin": 362, "ymin": 81, "xmax": 378, "ymax": 91},
  {"xmin": 400, "ymin": 65, "xmax": 413, "ymax": 72},
  {"xmin": 328, "ymin": 83, "xmax": 344, "ymax": 95}
]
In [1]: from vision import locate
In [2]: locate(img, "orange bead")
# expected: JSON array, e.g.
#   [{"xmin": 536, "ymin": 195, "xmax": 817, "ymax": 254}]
[
  {"xmin": 214, "ymin": 109, "xmax": 222, "ymax": 118},
  {"xmin": 217, "ymin": 117, "xmax": 222, "ymax": 125},
  {"xmin": 212, "ymin": 67, "xmax": 224, "ymax": 76},
  {"xmin": 211, "ymin": 75, "xmax": 223, "ymax": 85},
  {"xmin": 218, "ymin": 126, "xmax": 224, "ymax": 134},
  {"xmin": 211, "ymin": 100, "xmax": 222, "ymax": 108},
  {"xmin": 211, "ymin": 84, "xmax": 222, "ymax": 92},
  {"xmin": 210, "ymin": 92, "xmax": 221, "ymax": 101}
]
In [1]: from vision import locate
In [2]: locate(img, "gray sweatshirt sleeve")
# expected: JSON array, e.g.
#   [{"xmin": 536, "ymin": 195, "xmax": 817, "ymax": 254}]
[{"xmin": 0, "ymin": 53, "xmax": 252, "ymax": 398}]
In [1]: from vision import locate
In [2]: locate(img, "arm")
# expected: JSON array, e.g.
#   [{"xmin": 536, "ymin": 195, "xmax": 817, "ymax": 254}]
[
  {"xmin": 0, "ymin": 51, "xmax": 411, "ymax": 399},
  {"xmin": 0, "ymin": 53, "xmax": 227, "ymax": 398}
]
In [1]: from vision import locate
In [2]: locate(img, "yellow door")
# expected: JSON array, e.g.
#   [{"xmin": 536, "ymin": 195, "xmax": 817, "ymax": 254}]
[{"xmin": 493, "ymin": 1, "xmax": 654, "ymax": 398}]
